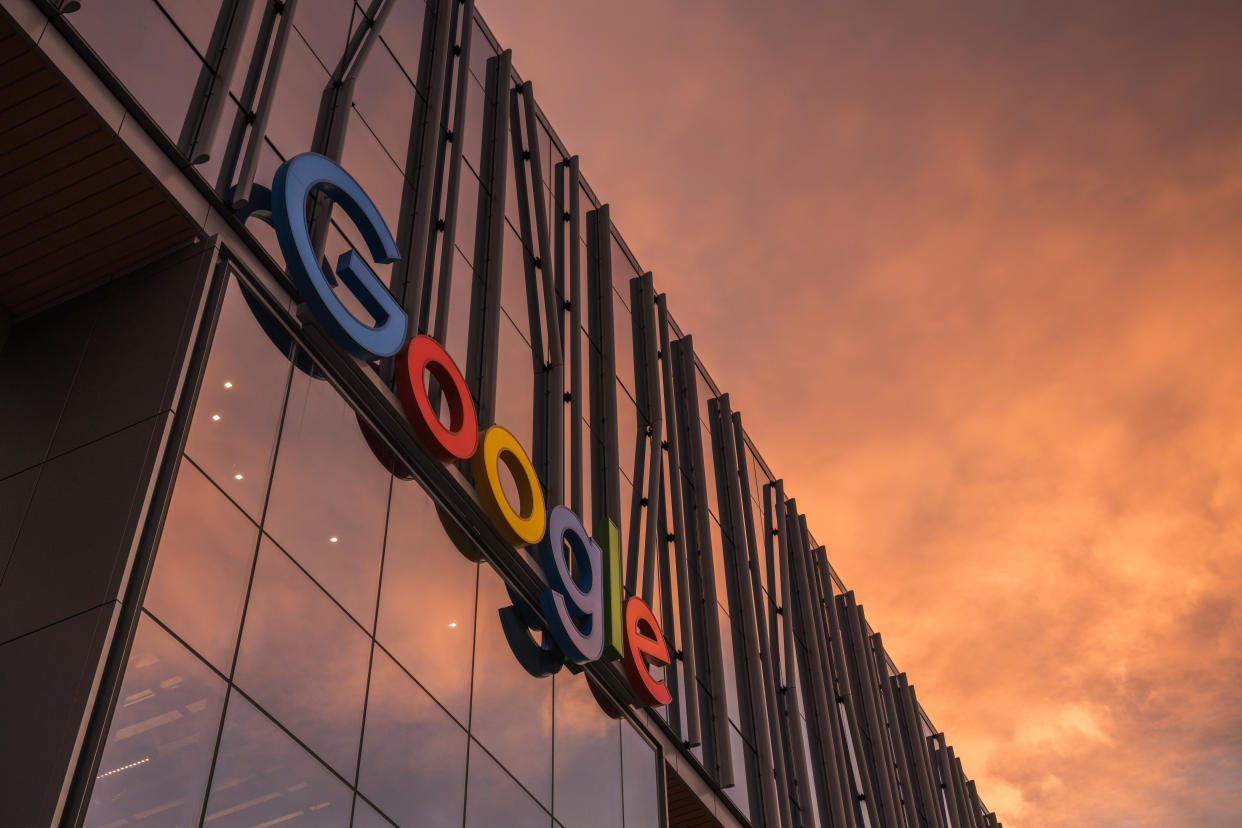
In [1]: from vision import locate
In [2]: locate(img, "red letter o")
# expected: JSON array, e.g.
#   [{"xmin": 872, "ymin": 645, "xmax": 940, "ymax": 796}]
[{"xmin": 395, "ymin": 335, "xmax": 478, "ymax": 461}]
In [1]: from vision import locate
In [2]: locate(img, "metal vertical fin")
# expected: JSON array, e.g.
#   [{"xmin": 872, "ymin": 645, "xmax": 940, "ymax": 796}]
[
  {"xmin": 586, "ymin": 205, "xmax": 621, "ymax": 526},
  {"xmin": 179, "ymin": 0, "xmax": 258, "ymax": 165},
  {"xmin": 659, "ymin": 297, "xmax": 700, "ymax": 747},
  {"xmin": 465, "ymin": 49, "xmax": 512, "ymax": 430}
]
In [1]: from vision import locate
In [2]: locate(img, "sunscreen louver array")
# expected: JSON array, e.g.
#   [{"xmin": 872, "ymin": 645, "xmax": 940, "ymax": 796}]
[{"xmin": 261, "ymin": 151, "xmax": 672, "ymax": 711}]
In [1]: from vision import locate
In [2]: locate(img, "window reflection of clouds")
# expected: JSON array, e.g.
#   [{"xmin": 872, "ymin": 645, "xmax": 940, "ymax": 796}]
[
  {"xmin": 84, "ymin": 614, "xmax": 225, "ymax": 828},
  {"xmin": 264, "ymin": 366, "xmax": 391, "ymax": 627},
  {"xmin": 143, "ymin": 461, "xmax": 258, "ymax": 671},
  {"xmin": 470, "ymin": 565, "xmax": 553, "ymax": 807},
  {"xmin": 552, "ymin": 673, "xmax": 622, "ymax": 828},
  {"xmin": 184, "ymin": 278, "xmax": 292, "ymax": 520},
  {"xmin": 233, "ymin": 538, "xmax": 371, "ymax": 779},
  {"xmin": 204, "ymin": 692, "xmax": 351, "ymax": 828},
  {"xmin": 377, "ymin": 478, "xmax": 478, "ymax": 722},
  {"xmin": 353, "ymin": 794, "xmax": 398, "ymax": 828},
  {"xmin": 357, "ymin": 648, "xmax": 468, "ymax": 827},
  {"xmin": 464, "ymin": 741, "xmax": 553, "ymax": 828},
  {"xmin": 621, "ymin": 722, "xmax": 661, "ymax": 828}
]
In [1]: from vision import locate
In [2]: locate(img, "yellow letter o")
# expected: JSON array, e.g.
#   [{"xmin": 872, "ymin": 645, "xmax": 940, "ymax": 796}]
[{"xmin": 471, "ymin": 425, "xmax": 547, "ymax": 546}]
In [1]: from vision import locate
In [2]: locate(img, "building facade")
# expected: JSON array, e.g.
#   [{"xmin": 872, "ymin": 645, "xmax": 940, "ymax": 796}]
[{"xmin": 0, "ymin": 1, "xmax": 1001, "ymax": 826}]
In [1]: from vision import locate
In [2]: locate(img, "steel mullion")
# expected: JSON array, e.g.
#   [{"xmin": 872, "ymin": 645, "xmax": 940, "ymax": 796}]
[
  {"xmin": 949, "ymin": 751, "xmax": 977, "ymax": 828},
  {"xmin": 731, "ymin": 420, "xmax": 791, "ymax": 827},
  {"xmin": 785, "ymin": 502, "xmax": 855, "ymax": 828},
  {"xmin": 658, "ymin": 295, "xmax": 700, "ymax": 747},
  {"xmin": 872, "ymin": 642, "xmax": 922, "ymax": 828},
  {"xmin": 825, "ymin": 587, "xmax": 881, "ymax": 825},
  {"xmin": 564, "ymin": 158, "xmax": 584, "ymax": 517},
  {"xmin": 895, "ymin": 675, "xmax": 945, "ymax": 828},
  {"xmin": 464, "ymin": 49, "xmax": 512, "ymax": 431},
  {"xmin": 518, "ymin": 83, "xmax": 564, "ymax": 504},
  {"xmin": 178, "ymin": 0, "xmax": 257, "ymax": 165},
  {"xmin": 768, "ymin": 482, "xmax": 814, "ymax": 826},
  {"xmin": 840, "ymin": 595, "xmax": 902, "ymax": 826},
  {"xmin": 586, "ymin": 205, "xmax": 621, "ymax": 528},
  {"xmin": 655, "ymin": 481, "xmax": 684, "ymax": 741},
  {"xmin": 225, "ymin": 0, "xmax": 300, "ymax": 207},
  {"xmin": 391, "ymin": 0, "xmax": 456, "ymax": 325},
  {"xmin": 676, "ymin": 336, "xmax": 734, "ymax": 788},
  {"xmin": 215, "ymin": 0, "xmax": 279, "ymax": 195},
  {"xmin": 713, "ymin": 397, "xmax": 783, "ymax": 827},
  {"xmin": 630, "ymin": 272, "xmax": 663, "ymax": 605},
  {"xmin": 802, "ymin": 530, "xmax": 860, "ymax": 828}
]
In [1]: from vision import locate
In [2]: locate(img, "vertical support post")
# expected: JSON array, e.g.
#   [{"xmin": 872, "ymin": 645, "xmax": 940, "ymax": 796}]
[
  {"xmin": 673, "ymin": 336, "xmax": 733, "ymax": 787},
  {"xmin": 465, "ymin": 50, "xmax": 512, "ymax": 429},
  {"xmin": 711, "ymin": 395, "xmax": 781, "ymax": 828},
  {"xmin": 586, "ymin": 205, "xmax": 621, "ymax": 527},
  {"xmin": 221, "ymin": 0, "xmax": 301, "ymax": 206},
  {"xmin": 627, "ymin": 272, "xmax": 662, "ymax": 605},
  {"xmin": 391, "ymin": 0, "xmax": 458, "ymax": 324},
  {"xmin": 658, "ymin": 296, "xmax": 700, "ymax": 747},
  {"xmin": 562, "ymin": 158, "xmax": 584, "ymax": 517},
  {"xmin": 178, "ymin": 0, "xmax": 257, "ymax": 164}
]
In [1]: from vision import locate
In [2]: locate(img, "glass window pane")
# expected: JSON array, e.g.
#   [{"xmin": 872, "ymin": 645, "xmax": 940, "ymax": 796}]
[
  {"xmin": 454, "ymin": 164, "xmax": 480, "ymax": 267},
  {"xmin": 380, "ymin": 0, "xmax": 425, "ymax": 80},
  {"xmin": 234, "ymin": 539, "xmax": 371, "ymax": 777},
  {"xmin": 376, "ymin": 477, "xmax": 478, "ymax": 722},
  {"xmin": 621, "ymin": 723, "xmax": 660, "ymax": 828},
  {"xmin": 263, "ymin": 366, "xmax": 390, "ymax": 626},
  {"xmin": 84, "ymin": 615, "xmax": 226, "ymax": 828},
  {"xmin": 444, "ymin": 247, "xmax": 473, "ymax": 370},
  {"xmin": 353, "ymin": 795, "xmax": 396, "ymax": 828},
  {"xmin": 725, "ymin": 724, "xmax": 753, "ymax": 821},
  {"xmin": 552, "ymin": 674, "xmax": 621, "ymax": 828},
  {"xmin": 267, "ymin": 30, "xmax": 331, "ymax": 159},
  {"xmin": 467, "ymin": 19, "xmax": 495, "ymax": 90},
  {"xmin": 69, "ymin": 0, "xmax": 199, "ymax": 140},
  {"xmin": 501, "ymin": 225, "xmax": 531, "ymax": 341},
  {"xmin": 185, "ymin": 278, "xmax": 292, "ymax": 520},
  {"xmin": 352, "ymin": 40, "xmax": 415, "ymax": 169},
  {"xmin": 340, "ymin": 117, "xmax": 405, "ymax": 239},
  {"xmin": 358, "ymin": 648, "xmax": 468, "ymax": 827},
  {"xmin": 294, "ymin": 0, "xmax": 357, "ymax": 71},
  {"xmin": 158, "ymin": 0, "xmax": 226, "ymax": 58},
  {"xmin": 462, "ymin": 74, "xmax": 484, "ymax": 174},
  {"xmin": 204, "ymin": 692, "xmax": 351, "ymax": 828},
  {"xmin": 469, "ymin": 566, "xmax": 552, "ymax": 807},
  {"xmin": 612, "ymin": 286, "xmax": 635, "ymax": 395},
  {"xmin": 494, "ymin": 313, "xmax": 534, "ymax": 455},
  {"xmin": 143, "ymin": 460, "xmax": 258, "ymax": 670},
  {"xmin": 464, "ymin": 741, "xmax": 551, "ymax": 828}
]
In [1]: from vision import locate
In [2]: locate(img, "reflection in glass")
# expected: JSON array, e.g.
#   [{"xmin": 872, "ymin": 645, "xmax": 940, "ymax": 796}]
[
  {"xmin": 351, "ymin": 40, "xmax": 415, "ymax": 169},
  {"xmin": 68, "ymin": 0, "xmax": 200, "ymax": 140},
  {"xmin": 469, "ymin": 566, "xmax": 552, "ymax": 806},
  {"xmin": 621, "ymin": 722, "xmax": 660, "ymax": 828},
  {"xmin": 185, "ymin": 278, "xmax": 292, "ymax": 519},
  {"xmin": 494, "ymin": 314, "xmax": 534, "ymax": 455},
  {"xmin": 266, "ymin": 30, "xmax": 330, "ymax": 158},
  {"xmin": 553, "ymin": 673, "xmax": 622, "ymax": 828},
  {"xmin": 353, "ymin": 794, "xmax": 397, "ymax": 828},
  {"xmin": 725, "ymin": 723, "xmax": 753, "ymax": 821},
  {"xmin": 377, "ymin": 478, "xmax": 477, "ymax": 722},
  {"xmin": 144, "ymin": 461, "xmax": 258, "ymax": 671},
  {"xmin": 358, "ymin": 649, "xmax": 468, "ymax": 827},
  {"xmin": 157, "ymin": 0, "xmax": 226, "ymax": 57},
  {"xmin": 85, "ymin": 615, "xmax": 226, "ymax": 828},
  {"xmin": 294, "ymin": 0, "xmax": 357, "ymax": 71},
  {"xmin": 464, "ymin": 741, "xmax": 551, "ymax": 828},
  {"xmin": 264, "ymin": 367, "xmax": 390, "ymax": 626},
  {"xmin": 340, "ymin": 120, "xmax": 405, "ymax": 243},
  {"xmin": 234, "ymin": 539, "xmax": 371, "ymax": 778},
  {"xmin": 379, "ymin": 0, "xmax": 425, "ymax": 81},
  {"xmin": 204, "ymin": 692, "xmax": 351, "ymax": 828},
  {"xmin": 501, "ymin": 226, "xmax": 532, "ymax": 341}
]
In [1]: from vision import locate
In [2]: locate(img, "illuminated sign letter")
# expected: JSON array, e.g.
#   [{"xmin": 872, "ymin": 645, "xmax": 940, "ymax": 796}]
[
  {"xmin": 472, "ymin": 425, "xmax": 547, "ymax": 546},
  {"xmin": 537, "ymin": 506, "xmax": 605, "ymax": 665},
  {"xmin": 396, "ymin": 335, "xmax": 478, "ymax": 460},
  {"xmin": 270, "ymin": 152, "xmax": 406, "ymax": 360},
  {"xmin": 596, "ymin": 518, "xmax": 624, "ymax": 661},
  {"xmin": 621, "ymin": 597, "xmax": 672, "ymax": 707}
]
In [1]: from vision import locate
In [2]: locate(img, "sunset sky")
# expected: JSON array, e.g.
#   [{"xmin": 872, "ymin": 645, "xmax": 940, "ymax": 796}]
[{"xmin": 480, "ymin": 2, "xmax": 1242, "ymax": 825}]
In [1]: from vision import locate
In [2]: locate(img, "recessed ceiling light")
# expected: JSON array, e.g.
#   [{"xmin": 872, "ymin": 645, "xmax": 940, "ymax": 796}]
[
  {"xmin": 211, "ymin": 414, "xmax": 221, "ymax": 421},
  {"xmin": 233, "ymin": 473, "xmax": 244, "ymax": 480},
  {"xmin": 448, "ymin": 622, "xmax": 457, "ymax": 628},
  {"xmin": 329, "ymin": 536, "xmax": 339, "ymax": 543},
  {"xmin": 223, "ymin": 381, "xmax": 233, "ymax": 388}
]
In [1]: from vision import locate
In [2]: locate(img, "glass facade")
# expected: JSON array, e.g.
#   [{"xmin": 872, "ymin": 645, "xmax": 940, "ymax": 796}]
[
  {"xmin": 84, "ymin": 276, "xmax": 661, "ymax": 828},
  {"xmin": 9, "ymin": 0, "xmax": 998, "ymax": 825}
]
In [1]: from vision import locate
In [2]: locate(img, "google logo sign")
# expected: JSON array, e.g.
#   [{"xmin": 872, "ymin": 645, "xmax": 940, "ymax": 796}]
[{"xmin": 249, "ymin": 153, "xmax": 672, "ymax": 710}]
